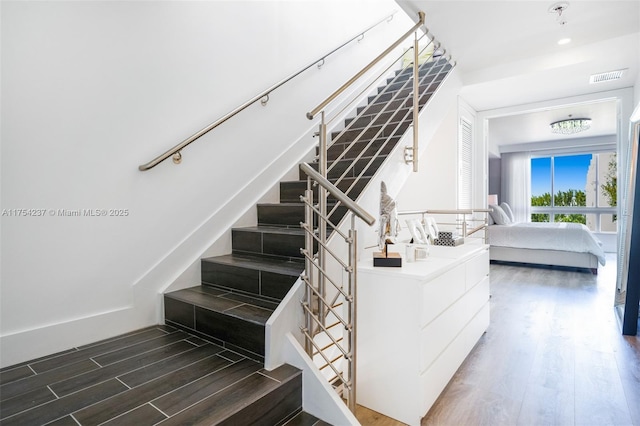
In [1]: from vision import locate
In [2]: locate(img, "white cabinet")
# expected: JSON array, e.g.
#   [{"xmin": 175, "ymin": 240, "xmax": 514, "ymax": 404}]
[{"xmin": 357, "ymin": 242, "xmax": 490, "ymax": 426}]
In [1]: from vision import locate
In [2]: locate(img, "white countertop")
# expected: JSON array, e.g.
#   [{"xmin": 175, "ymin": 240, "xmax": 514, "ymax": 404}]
[{"xmin": 358, "ymin": 239, "xmax": 488, "ymax": 281}]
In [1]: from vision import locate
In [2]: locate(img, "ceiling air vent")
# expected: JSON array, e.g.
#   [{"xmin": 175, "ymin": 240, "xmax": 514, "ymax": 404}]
[{"xmin": 589, "ymin": 69, "xmax": 626, "ymax": 84}]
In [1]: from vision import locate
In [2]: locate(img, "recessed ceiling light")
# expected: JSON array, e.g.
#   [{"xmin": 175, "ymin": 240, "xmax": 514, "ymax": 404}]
[
  {"xmin": 589, "ymin": 69, "xmax": 626, "ymax": 84},
  {"xmin": 557, "ymin": 38, "xmax": 572, "ymax": 45},
  {"xmin": 548, "ymin": 2, "xmax": 570, "ymax": 25}
]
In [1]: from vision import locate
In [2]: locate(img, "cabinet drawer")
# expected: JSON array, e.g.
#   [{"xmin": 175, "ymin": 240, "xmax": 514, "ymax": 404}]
[
  {"xmin": 466, "ymin": 249, "xmax": 490, "ymax": 290},
  {"xmin": 464, "ymin": 275, "xmax": 490, "ymax": 316},
  {"xmin": 419, "ymin": 293, "xmax": 469, "ymax": 373},
  {"xmin": 419, "ymin": 275, "xmax": 490, "ymax": 373},
  {"xmin": 420, "ymin": 264, "xmax": 465, "ymax": 327}
]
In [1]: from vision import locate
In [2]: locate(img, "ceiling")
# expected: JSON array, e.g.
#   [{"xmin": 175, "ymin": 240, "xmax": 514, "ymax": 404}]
[{"xmin": 396, "ymin": 0, "xmax": 640, "ymax": 156}]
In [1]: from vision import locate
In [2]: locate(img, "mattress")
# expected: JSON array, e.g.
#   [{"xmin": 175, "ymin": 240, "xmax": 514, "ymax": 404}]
[{"xmin": 488, "ymin": 222, "xmax": 606, "ymax": 266}]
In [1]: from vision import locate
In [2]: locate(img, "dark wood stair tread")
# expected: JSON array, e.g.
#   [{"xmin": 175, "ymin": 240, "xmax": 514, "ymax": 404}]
[
  {"xmin": 202, "ymin": 253, "xmax": 304, "ymax": 277},
  {"xmin": 282, "ymin": 410, "xmax": 332, "ymax": 425},
  {"xmin": 233, "ymin": 225, "xmax": 305, "ymax": 236},
  {"xmin": 156, "ymin": 363, "xmax": 302, "ymax": 426},
  {"xmin": 165, "ymin": 286, "xmax": 275, "ymax": 325}
]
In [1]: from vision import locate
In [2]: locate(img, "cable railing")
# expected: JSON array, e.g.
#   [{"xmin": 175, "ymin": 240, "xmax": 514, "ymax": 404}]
[
  {"xmin": 300, "ymin": 10, "xmax": 455, "ymax": 415},
  {"xmin": 138, "ymin": 11, "xmax": 398, "ymax": 171}
]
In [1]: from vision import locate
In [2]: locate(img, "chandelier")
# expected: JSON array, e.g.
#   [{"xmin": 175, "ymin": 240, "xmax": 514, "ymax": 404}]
[{"xmin": 549, "ymin": 117, "xmax": 591, "ymax": 134}]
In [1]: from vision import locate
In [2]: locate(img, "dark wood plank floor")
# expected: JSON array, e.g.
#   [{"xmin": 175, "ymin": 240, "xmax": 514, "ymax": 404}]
[
  {"xmin": 0, "ymin": 325, "xmax": 310, "ymax": 425},
  {"xmin": 356, "ymin": 254, "xmax": 640, "ymax": 426}
]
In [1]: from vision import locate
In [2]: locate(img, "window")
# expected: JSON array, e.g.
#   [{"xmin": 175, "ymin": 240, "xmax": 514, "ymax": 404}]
[
  {"xmin": 530, "ymin": 152, "xmax": 617, "ymax": 232},
  {"xmin": 458, "ymin": 117, "xmax": 473, "ymax": 209}
]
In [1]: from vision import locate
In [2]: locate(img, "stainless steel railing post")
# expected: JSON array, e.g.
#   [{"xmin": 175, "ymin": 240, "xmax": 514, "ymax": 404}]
[
  {"xmin": 304, "ymin": 187, "xmax": 314, "ymax": 355},
  {"xmin": 348, "ymin": 213, "xmax": 358, "ymax": 412},
  {"xmin": 412, "ymin": 31, "xmax": 419, "ymax": 172},
  {"xmin": 318, "ymin": 112, "xmax": 328, "ymax": 325}
]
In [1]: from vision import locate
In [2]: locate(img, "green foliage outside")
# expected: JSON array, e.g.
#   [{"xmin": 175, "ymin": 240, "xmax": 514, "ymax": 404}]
[
  {"xmin": 601, "ymin": 153, "xmax": 617, "ymax": 221},
  {"xmin": 530, "ymin": 153, "xmax": 617, "ymax": 225},
  {"xmin": 531, "ymin": 189, "xmax": 587, "ymax": 224}
]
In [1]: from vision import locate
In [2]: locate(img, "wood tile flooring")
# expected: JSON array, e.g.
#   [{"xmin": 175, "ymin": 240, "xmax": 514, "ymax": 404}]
[
  {"xmin": 356, "ymin": 254, "xmax": 640, "ymax": 426},
  {"xmin": 0, "ymin": 325, "xmax": 312, "ymax": 425}
]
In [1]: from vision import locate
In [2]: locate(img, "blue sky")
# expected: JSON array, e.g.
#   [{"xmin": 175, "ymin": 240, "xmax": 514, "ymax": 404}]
[{"xmin": 531, "ymin": 154, "xmax": 593, "ymax": 196}]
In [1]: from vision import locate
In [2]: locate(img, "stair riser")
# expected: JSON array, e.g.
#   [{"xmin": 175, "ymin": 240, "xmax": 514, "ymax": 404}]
[
  {"xmin": 299, "ymin": 157, "xmax": 386, "ymax": 181},
  {"xmin": 196, "ymin": 307, "xmax": 265, "ymax": 356},
  {"xmin": 369, "ymin": 82, "xmax": 442, "ymax": 105},
  {"xmin": 201, "ymin": 261, "xmax": 299, "ymax": 300},
  {"xmin": 257, "ymin": 204, "xmax": 304, "ymax": 227},
  {"xmin": 394, "ymin": 60, "xmax": 451, "ymax": 77},
  {"xmin": 358, "ymin": 97, "xmax": 411, "ymax": 115},
  {"xmin": 164, "ymin": 298, "xmax": 266, "ymax": 357},
  {"xmin": 380, "ymin": 74, "xmax": 446, "ymax": 94},
  {"xmin": 258, "ymin": 204, "xmax": 349, "ymax": 228},
  {"xmin": 327, "ymin": 138, "xmax": 397, "ymax": 162},
  {"xmin": 328, "ymin": 156, "xmax": 386, "ymax": 180},
  {"xmin": 391, "ymin": 64, "xmax": 438, "ymax": 82},
  {"xmin": 361, "ymin": 90, "xmax": 433, "ymax": 115},
  {"xmin": 280, "ymin": 178, "xmax": 371, "ymax": 203},
  {"xmin": 220, "ymin": 374, "xmax": 302, "ymax": 426},
  {"xmin": 345, "ymin": 108, "xmax": 410, "ymax": 128},
  {"xmin": 333, "ymin": 121, "xmax": 410, "ymax": 145},
  {"xmin": 232, "ymin": 229, "xmax": 305, "ymax": 259}
]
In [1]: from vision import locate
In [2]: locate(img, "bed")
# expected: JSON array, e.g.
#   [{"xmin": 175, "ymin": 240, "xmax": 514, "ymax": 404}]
[{"xmin": 487, "ymin": 204, "xmax": 606, "ymax": 274}]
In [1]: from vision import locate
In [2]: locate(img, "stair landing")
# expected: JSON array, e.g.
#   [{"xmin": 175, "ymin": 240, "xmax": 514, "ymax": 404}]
[{"xmin": 0, "ymin": 325, "xmax": 321, "ymax": 426}]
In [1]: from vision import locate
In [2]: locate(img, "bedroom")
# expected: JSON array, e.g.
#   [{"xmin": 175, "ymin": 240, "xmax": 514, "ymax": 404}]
[
  {"xmin": 395, "ymin": 0, "xmax": 639, "ymax": 329},
  {"xmin": 485, "ymin": 99, "xmax": 616, "ymax": 274}
]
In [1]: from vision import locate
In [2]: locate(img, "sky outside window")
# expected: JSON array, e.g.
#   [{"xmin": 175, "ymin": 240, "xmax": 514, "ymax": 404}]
[
  {"xmin": 553, "ymin": 154, "xmax": 592, "ymax": 193},
  {"xmin": 531, "ymin": 154, "xmax": 592, "ymax": 197},
  {"xmin": 531, "ymin": 157, "xmax": 551, "ymax": 197}
]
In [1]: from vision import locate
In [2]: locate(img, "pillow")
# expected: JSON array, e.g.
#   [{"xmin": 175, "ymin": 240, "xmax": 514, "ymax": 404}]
[
  {"xmin": 489, "ymin": 204, "xmax": 511, "ymax": 225},
  {"xmin": 500, "ymin": 202, "xmax": 515, "ymax": 223}
]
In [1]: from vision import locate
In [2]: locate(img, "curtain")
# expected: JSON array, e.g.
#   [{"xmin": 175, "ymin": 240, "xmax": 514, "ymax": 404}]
[{"xmin": 501, "ymin": 151, "xmax": 531, "ymax": 223}]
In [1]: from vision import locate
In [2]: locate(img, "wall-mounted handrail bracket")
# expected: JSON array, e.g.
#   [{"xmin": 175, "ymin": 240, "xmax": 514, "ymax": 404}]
[
  {"xmin": 404, "ymin": 146, "xmax": 415, "ymax": 165},
  {"xmin": 137, "ymin": 10, "xmax": 398, "ymax": 171}
]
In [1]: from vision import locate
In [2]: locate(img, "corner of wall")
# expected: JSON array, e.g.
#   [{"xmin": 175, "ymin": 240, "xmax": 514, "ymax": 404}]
[{"xmin": 281, "ymin": 333, "xmax": 361, "ymax": 426}]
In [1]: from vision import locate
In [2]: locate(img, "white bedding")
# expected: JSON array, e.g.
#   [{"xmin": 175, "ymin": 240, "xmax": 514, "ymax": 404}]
[{"xmin": 488, "ymin": 222, "xmax": 606, "ymax": 266}]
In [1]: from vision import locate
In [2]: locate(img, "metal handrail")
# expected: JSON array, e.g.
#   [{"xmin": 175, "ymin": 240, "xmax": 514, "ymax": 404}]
[
  {"xmin": 307, "ymin": 11, "xmax": 425, "ymax": 120},
  {"xmin": 299, "ymin": 162, "xmax": 375, "ymax": 225},
  {"xmin": 399, "ymin": 208, "xmax": 492, "ymax": 241},
  {"xmin": 138, "ymin": 11, "xmax": 398, "ymax": 171}
]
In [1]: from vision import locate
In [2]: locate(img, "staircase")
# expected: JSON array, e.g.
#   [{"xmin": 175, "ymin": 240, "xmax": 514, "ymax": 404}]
[{"xmin": 163, "ymin": 56, "xmax": 452, "ymax": 423}]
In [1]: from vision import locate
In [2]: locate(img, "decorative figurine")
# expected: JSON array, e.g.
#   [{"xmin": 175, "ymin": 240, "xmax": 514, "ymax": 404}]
[{"xmin": 374, "ymin": 181, "xmax": 402, "ymax": 267}]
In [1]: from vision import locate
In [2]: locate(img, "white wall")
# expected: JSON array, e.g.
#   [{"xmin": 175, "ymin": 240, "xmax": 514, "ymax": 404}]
[
  {"xmin": 636, "ymin": 32, "xmax": 640, "ymax": 105},
  {"xmin": 396, "ymin": 101, "xmax": 458, "ymax": 211},
  {"xmin": 0, "ymin": 0, "xmax": 415, "ymax": 367}
]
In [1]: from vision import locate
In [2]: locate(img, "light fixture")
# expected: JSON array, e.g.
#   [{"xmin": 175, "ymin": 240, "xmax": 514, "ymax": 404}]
[
  {"xmin": 550, "ymin": 116, "xmax": 591, "ymax": 134},
  {"xmin": 549, "ymin": 2, "xmax": 571, "ymax": 45},
  {"xmin": 548, "ymin": 2, "xmax": 569, "ymax": 25}
]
